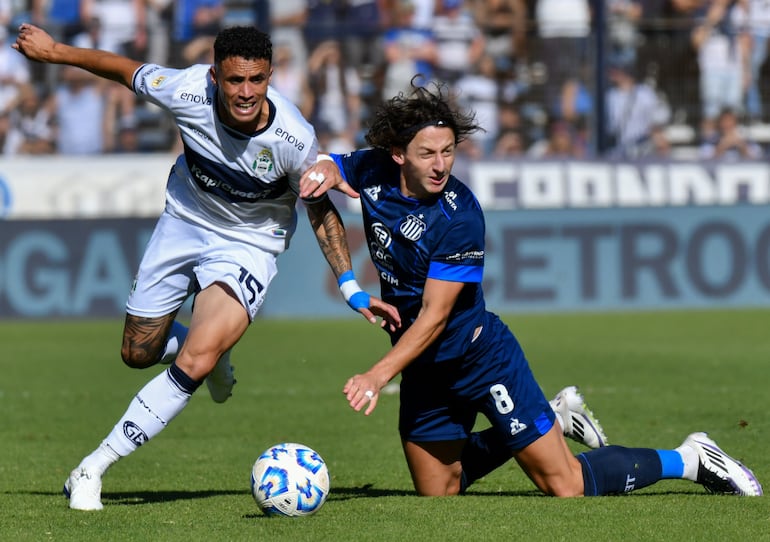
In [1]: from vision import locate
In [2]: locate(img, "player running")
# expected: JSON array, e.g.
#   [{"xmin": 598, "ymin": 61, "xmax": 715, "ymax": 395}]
[{"xmin": 13, "ymin": 23, "xmax": 399, "ymax": 510}]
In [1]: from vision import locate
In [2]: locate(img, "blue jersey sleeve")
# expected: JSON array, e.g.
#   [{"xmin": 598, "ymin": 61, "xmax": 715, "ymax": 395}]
[
  {"xmin": 332, "ymin": 149, "xmax": 397, "ymax": 192},
  {"xmin": 427, "ymin": 207, "xmax": 485, "ymax": 283}
]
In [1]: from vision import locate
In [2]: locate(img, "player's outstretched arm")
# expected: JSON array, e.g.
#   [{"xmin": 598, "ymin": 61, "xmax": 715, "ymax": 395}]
[
  {"xmin": 305, "ymin": 197, "xmax": 400, "ymax": 330},
  {"xmin": 344, "ymin": 278, "xmax": 462, "ymax": 415},
  {"xmin": 12, "ymin": 23, "xmax": 143, "ymax": 89}
]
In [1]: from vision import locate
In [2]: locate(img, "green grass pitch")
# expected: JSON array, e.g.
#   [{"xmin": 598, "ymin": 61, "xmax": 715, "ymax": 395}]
[{"xmin": 1, "ymin": 310, "xmax": 768, "ymax": 541}]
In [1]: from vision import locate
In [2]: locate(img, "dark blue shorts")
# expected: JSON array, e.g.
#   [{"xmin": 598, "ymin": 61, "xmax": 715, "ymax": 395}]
[{"xmin": 398, "ymin": 312, "xmax": 555, "ymax": 452}]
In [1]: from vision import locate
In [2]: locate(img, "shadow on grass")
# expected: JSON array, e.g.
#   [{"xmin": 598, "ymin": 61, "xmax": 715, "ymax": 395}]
[{"xmin": 18, "ymin": 485, "xmax": 703, "ymax": 507}]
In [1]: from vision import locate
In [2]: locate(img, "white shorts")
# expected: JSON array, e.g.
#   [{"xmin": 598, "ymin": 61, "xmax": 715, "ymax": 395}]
[{"xmin": 126, "ymin": 212, "xmax": 277, "ymax": 321}]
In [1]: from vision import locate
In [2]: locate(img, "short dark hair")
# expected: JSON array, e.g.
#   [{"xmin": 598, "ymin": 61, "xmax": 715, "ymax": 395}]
[
  {"xmin": 365, "ymin": 80, "xmax": 481, "ymax": 150},
  {"xmin": 213, "ymin": 26, "xmax": 272, "ymax": 65}
]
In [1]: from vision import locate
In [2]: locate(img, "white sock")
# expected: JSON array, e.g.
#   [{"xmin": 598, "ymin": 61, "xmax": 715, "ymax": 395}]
[
  {"xmin": 101, "ymin": 368, "xmax": 192, "ymax": 457},
  {"xmin": 675, "ymin": 443, "xmax": 700, "ymax": 481},
  {"xmin": 78, "ymin": 442, "xmax": 121, "ymax": 477}
]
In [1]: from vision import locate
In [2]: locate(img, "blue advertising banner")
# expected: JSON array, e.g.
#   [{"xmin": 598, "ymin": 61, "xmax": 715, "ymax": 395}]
[{"xmin": 1, "ymin": 206, "xmax": 769, "ymax": 319}]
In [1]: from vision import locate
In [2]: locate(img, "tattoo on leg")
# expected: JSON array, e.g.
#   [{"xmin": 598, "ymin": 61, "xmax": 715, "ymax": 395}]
[{"xmin": 122, "ymin": 313, "xmax": 177, "ymax": 368}]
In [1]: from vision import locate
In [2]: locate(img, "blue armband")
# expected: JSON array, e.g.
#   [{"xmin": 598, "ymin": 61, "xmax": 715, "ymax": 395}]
[{"xmin": 338, "ymin": 271, "xmax": 371, "ymax": 311}]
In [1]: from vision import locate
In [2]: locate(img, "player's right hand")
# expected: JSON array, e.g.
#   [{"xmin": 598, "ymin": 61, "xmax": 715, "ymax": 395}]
[
  {"xmin": 12, "ymin": 24, "xmax": 56, "ymax": 62},
  {"xmin": 299, "ymin": 160, "xmax": 359, "ymax": 201}
]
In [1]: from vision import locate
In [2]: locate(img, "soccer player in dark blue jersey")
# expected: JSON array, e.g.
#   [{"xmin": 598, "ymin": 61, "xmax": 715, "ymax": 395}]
[{"xmin": 300, "ymin": 83, "xmax": 762, "ymax": 498}]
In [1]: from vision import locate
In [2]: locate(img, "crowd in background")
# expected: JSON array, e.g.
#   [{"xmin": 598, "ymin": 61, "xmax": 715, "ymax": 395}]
[{"xmin": 1, "ymin": 0, "xmax": 769, "ymax": 161}]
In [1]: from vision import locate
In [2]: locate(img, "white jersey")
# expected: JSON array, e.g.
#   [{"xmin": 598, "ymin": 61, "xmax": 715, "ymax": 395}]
[{"xmin": 132, "ymin": 63, "xmax": 318, "ymax": 255}]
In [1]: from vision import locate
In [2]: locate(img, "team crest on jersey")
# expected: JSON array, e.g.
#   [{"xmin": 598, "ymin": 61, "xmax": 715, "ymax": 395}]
[
  {"xmin": 399, "ymin": 214, "xmax": 426, "ymax": 241},
  {"xmin": 252, "ymin": 149, "xmax": 274, "ymax": 175},
  {"xmin": 364, "ymin": 185, "xmax": 382, "ymax": 201},
  {"xmin": 151, "ymin": 75, "xmax": 167, "ymax": 88}
]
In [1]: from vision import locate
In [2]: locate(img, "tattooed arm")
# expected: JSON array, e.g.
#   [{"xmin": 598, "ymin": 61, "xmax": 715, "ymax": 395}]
[{"xmin": 305, "ymin": 198, "xmax": 400, "ymax": 330}]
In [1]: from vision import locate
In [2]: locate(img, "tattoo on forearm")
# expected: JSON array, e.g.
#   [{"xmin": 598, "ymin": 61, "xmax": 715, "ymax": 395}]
[{"xmin": 307, "ymin": 200, "xmax": 352, "ymax": 277}]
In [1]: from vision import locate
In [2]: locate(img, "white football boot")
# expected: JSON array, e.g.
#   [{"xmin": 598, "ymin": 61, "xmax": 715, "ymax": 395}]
[
  {"xmin": 550, "ymin": 386, "xmax": 608, "ymax": 448},
  {"xmin": 63, "ymin": 467, "xmax": 103, "ymax": 511},
  {"xmin": 682, "ymin": 432, "xmax": 763, "ymax": 496},
  {"xmin": 206, "ymin": 350, "xmax": 236, "ymax": 403}
]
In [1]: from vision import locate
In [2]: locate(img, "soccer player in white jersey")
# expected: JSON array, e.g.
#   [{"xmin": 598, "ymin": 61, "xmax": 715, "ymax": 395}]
[{"xmin": 13, "ymin": 23, "xmax": 400, "ymax": 511}]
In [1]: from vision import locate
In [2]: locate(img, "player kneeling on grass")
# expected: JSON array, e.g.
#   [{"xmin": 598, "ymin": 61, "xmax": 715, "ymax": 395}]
[
  {"xmin": 299, "ymin": 81, "xmax": 763, "ymax": 498},
  {"xmin": 13, "ymin": 23, "xmax": 400, "ymax": 511}
]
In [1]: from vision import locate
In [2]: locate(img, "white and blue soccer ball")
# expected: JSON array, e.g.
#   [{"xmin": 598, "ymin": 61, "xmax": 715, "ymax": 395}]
[{"xmin": 250, "ymin": 442, "xmax": 330, "ymax": 517}]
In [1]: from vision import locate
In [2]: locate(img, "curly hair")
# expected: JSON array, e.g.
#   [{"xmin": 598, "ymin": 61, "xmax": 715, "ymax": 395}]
[
  {"xmin": 365, "ymin": 80, "xmax": 481, "ymax": 150},
  {"xmin": 213, "ymin": 26, "xmax": 272, "ymax": 65}
]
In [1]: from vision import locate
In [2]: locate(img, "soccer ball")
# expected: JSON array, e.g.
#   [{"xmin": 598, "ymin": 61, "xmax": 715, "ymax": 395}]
[{"xmin": 250, "ymin": 442, "xmax": 330, "ymax": 517}]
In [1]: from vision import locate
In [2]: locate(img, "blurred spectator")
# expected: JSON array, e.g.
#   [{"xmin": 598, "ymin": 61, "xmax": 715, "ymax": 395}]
[
  {"xmin": 0, "ymin": 0, "xmax": 11, "ymax": 28},
  {"xmin": 455, "ymin": 135, "xmax": 485, "ymax": 159},
  {"xmin": 72, "ymin": 18, "xmax": 138, "ymax": 152},
  {"xmin": 607, "ymin": 0, "xmax": 642, "ymax": 68},
  {"xmin": 534, "ymin": 0, "xmax": 591, "ymax": 120},
  {"xmin": 469, "ymin": 0, "xmax": 527, "ymax": 72},
  {"xmin": 306, "ymin": 40, "xmax": 362, "ymax": 146},
  {"xmin": 270, "ymin": 0, "xmax": 309, "ymax": 74},
  {"xmin": 31, "ymin": 0, "xmax": 83, "ymax": 43},
  {"xmin": 170, "ymin": 0, "xmax": 224, "ymax": 67},
  {"xmin": 492, "ymin": 127, "xmax": 526, "ymax": 157},
  {"xmin": 0, "ymin": 23, "xmax": 31, "ymax": 117},
  {"xmin": 454, "ymin": 53, "xmax": 500, "ymax": 155},
  {"xmin": 341, "ymin": 0, "xmax": 388, "ymax": 73},
  {"xmin": 145, "ymin": 0, "xmax": 173, "ymax": 65},
  {"xmin": 270, "ymin": 43, "xmax": 313, "ymax": 118},
  {"xmin": 380, "ymin": 0, "xmax": 437, "ymax": 100},
  {"xmin": 643, "ymin": 0, "xmax": 707, "ymax": 123},
  {"xmin": 408, "ymin": 0, "xmax": 438, "ymax": 30},
  {"xmin": 605, "ymin": 62, "xmax": 670, "ymax": 158},
  {"xmin": 644, "ymin": 124, "xmax": 672, "ymax": 157},
  {"xmin": 746, "ymin": 0, "xmax": 770, "ymax": 122},
  {"xmin": 80, "ymin": 0, "xmax": 147, "ymax": 60},
  {"xmin": 253, "ymin": 0, "xmax": 271, "ymax": 31},
  {"xmin": 113, "ymin": 117, "xmax": 141, "ymax": 152},
  {"xmin": 304, "ymin": 0, "xmax": 345, "ymax": 52},
  {"xmin": 557, "ymin": 75, "xmax": 593, "ymax": 124},
  {"xmin": 528, "ymin": 118, "xmax": 586, "ymax": 158},
  {"xmin": 0, "ymin": 111, "xmax": 8, "ymax": 153},
  {"xmin": 431, "ymin": 0, "xmax": 485, "ymax": 85},
  {"xmin": 699, "ymin": 107, "xmax": 763, "ymax": 160},
  {"xmin": 691, "ymin": 0, "xmax": 750, "ymax": 130},
  {"xmin": 49, "ymin": 66, "xmax": 109, "ymax": 154},
  {"xmin": 3, "ymin": 83, "xmax": 55, "ymax": 155}
]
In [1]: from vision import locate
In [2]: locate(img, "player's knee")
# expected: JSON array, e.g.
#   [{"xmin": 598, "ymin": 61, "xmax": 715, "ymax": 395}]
[
  {"xmin": 539, "ymin": 473, "xmax": 585, "ymax": 497},
  {"xmin": 413, "ymin": 474, "xmax": 462, "ymax": 496},
  {"xmin": 120, "ymin": 342, "xmax": 160, "ymax": 369}
]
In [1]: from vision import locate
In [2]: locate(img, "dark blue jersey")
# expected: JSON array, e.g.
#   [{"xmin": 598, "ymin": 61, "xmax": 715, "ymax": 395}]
[{"xmin": 333, "ymin": 148, "xmax": 487, "ymax": 362}]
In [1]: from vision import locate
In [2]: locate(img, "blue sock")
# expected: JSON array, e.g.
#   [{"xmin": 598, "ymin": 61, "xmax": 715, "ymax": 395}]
[
  {"xmin": 577, "ymin": 446, "xmax": 663, "ymax": 495},
  {"xmin": 657, "ymin": 449, "xmax": 685, "ymax": 478},
  {"xmin": 460, "ymin": 428, "xmax": 513, "ymax": 493}
]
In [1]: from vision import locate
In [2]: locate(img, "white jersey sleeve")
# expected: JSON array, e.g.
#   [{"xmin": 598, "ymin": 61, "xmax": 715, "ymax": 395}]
[{"xmin": 132, "ymin": 63, "xmax": 318, "ymax": 254}]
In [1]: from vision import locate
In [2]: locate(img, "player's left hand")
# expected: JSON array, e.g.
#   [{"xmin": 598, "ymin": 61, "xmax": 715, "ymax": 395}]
[
  {"xmin": 358, "ymin": 296, "xmax": 401, "ymax": 332},
  {"xmin": 300, "ymin": 159, "xmax": 359, "ymax": 200},
  {"xmin": 343, "ymin": 373, "xmax": 381, "ymax": 416}
]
